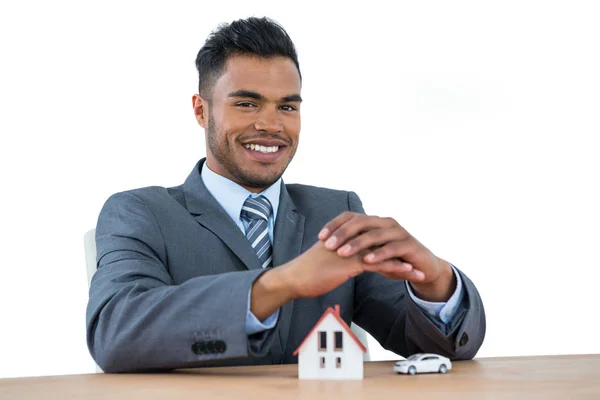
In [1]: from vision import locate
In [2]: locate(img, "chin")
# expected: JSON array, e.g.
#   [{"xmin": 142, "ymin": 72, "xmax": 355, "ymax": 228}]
[
  {"xmin": 243, "ymin": 175, "xmax": 281, "ymax": 189},
  {"xmin": 239, "ymin": 168, "xmax": 283, "ymax": 189}
]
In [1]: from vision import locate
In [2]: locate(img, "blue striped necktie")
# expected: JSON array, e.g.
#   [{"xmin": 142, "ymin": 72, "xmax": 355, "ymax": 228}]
[{"xmin": 241, "ymin": 196, "xmax": 273, "ymax": 269}]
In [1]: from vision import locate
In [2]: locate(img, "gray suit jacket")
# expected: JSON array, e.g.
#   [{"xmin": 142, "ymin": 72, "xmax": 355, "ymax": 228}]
[{"xmin": 86, "ymin": 159, "xmax": 485, "ymax": 373}]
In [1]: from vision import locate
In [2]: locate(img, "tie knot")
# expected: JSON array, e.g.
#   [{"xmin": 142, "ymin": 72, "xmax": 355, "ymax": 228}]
[{"xmin": 241, "ymin": 196, "xmax": 272, "ymax": 222}]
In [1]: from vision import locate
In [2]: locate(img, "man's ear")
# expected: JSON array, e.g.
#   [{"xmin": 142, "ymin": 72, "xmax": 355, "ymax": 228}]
[{"xmin": 192, "ymin": 94, "xmax": 208, "ymax": 128}]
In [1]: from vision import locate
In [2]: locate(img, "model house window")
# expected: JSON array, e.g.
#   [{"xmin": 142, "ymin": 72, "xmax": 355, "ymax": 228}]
[
  {"xmin": 318, "ymin": 331, "xmax": 327, "ymax": 351},
  {"xmin": 320, "ymin": 357, "xmax": 326, "ymax": 368},
  {"xmin": 334, "ymin": 331, "xmax": 343, "ymax": 351},
  {"xmin": 336, "ymin": 357, "xmax": 342, "ymax": 368}
]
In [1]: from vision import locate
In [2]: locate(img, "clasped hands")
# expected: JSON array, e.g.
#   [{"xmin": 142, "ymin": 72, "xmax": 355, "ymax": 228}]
[
  {"xmin": 288, "ymin": 212, "xmax": 456, "ymax": 303},
  {"xmin": 252, "ymin": 212, "xmax": 457, "ymax": 320}
]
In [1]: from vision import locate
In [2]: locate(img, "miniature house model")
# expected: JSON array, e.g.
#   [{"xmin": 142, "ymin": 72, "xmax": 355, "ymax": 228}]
[{"xmin": 293, "ymin": 305, "xmax": 366, "ymax": 380}]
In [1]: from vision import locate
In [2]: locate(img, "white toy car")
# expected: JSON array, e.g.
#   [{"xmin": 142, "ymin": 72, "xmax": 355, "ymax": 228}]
[{"xmin": 394, "ymin": 353, "xmax": 452, "ymax": 375}]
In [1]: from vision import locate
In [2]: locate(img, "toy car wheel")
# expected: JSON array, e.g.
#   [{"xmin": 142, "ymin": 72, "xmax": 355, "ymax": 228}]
[
  {"xmin": 408, "ymin": 366, "xmax": 417, "ymax": 375},
  {"xmin": 439, "ymin": 364, "xmax": 448, "ymax": 374}
]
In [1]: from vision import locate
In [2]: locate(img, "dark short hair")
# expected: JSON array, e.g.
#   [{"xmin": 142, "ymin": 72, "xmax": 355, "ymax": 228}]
[{"xmin": 195, "ymin": 17, "xmax": 301, "ymax": 98}]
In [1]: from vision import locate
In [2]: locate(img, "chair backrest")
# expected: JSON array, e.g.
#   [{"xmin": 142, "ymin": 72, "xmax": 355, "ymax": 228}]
[
  {"xmin": 84, "ymin": 229, "xmax": 98, "ymax": 286},
  {"xmin": 83, "ymin": 229, "xmax": 103, "ymax": 373},
  {"xmin": 83, "ymin": 228, "xmax": 370, "ymax": 364}
]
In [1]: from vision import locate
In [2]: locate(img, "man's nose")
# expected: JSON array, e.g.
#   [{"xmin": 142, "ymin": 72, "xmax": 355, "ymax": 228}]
[{"xmin": 254, "ymin": 107, "xmax": 282, "ymax": 133}]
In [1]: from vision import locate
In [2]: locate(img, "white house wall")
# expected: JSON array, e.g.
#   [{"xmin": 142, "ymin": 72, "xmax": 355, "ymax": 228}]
[{"xmin": 298, "ymin": 314, "xmax": 364, "ymax": 380}]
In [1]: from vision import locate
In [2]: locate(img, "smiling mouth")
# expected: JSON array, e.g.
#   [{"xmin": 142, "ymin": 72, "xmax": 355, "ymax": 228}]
[{"xmin": 243, "ymin": 143, "xmax": 281, "ymax": 154}]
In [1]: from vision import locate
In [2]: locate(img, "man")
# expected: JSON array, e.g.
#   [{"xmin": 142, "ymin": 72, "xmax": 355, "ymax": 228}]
[{"xmin": 86, "ymin": 17, "xmax": 485, "ymax": 373}]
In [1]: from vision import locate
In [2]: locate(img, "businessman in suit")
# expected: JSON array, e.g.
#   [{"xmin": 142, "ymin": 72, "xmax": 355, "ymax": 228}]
[{"xmin": 86, "ymin": 17, "xmax": 486, "ymax": 373}]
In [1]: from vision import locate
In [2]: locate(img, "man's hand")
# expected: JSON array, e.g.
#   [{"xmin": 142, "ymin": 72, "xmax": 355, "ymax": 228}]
[
  {"xmin": 251, "ymin": 212, "xmax": 456, "ymax": 320},
  {"xmin": 251, "ymin": 240, "xmax": 369, "ymax": 320},
  {"xmin": 318, "ymin": 212, "xmax": 456, "ymax": 302},
  {"xmin": 279, "ymin": 240, "xmax": 370, "ymax": 298}
]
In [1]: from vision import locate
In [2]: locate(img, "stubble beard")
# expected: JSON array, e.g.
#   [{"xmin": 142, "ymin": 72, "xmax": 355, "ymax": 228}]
[{"xmin": 206, "ymin": 115, "xmax": 296, "ymax": 190}]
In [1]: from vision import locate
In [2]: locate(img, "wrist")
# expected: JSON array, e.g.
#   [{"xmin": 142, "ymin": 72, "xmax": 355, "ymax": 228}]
[
  {"xmin": 251, "ymin": 267, "xmax": 295, "ymax": 321},
  {"xmin": 256, "ymin": 267, "xmax": 296, "ymax": 302},
  {"xmin": 410, "ymin": 258, "xmax": 455, "ymax": 302}
]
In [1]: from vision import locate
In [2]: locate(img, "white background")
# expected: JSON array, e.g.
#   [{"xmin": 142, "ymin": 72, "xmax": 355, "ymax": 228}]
[{"xmin": 1, "ymin": 0, "xmax": 599, "ymax": 379}]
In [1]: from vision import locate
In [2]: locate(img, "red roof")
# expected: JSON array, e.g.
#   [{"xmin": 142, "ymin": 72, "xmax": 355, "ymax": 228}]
[{"xmin": 293, "ymin": 304, "xmax": 367, "ymax": 356}]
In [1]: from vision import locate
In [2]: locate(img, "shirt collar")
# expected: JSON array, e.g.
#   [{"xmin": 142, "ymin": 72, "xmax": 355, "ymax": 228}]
[{"xmin": 200, "ymin": 162, "xmax": 281, "ymax": 224}]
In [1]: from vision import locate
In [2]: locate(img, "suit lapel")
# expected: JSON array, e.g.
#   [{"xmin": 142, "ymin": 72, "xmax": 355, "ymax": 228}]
[
  {"xmin": 272, "ymin": 183, "xmax": 306, "ymax": 357},
  {"xmin": 183, "ymin": 160, "xmax": 262, "ymax": 271},
  {"xmin": 183, "ymin": 160, "xmax": 307, "ymax": 357}
]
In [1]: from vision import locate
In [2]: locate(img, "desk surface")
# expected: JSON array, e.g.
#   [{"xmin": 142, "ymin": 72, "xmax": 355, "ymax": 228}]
[{"xmin": 1, "ymin": 354, "xmax": 599, "ymax": 399}]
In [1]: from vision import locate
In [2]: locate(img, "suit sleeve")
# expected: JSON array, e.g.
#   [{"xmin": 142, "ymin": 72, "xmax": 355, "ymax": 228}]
[
  {"xmin": 348, "ymin": 191, "xmax": 486, "ymax": 360},
  {"xmin": 86, "ymin": 192, "xmax": 278, "ymax": 372}
]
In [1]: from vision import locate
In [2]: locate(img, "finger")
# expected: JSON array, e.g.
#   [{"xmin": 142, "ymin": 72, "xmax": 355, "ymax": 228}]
[
  {"xmin": 363, "ymin": 239, "xmax": 417, "ymax": 264},
  {"xmin": 363, "ymin": 259, "xmax": 412, "ymax": 274},
  {"xmin": 363, "ymin": 260, "xmax": 426, "ymax": 281},
  {"xmin": 389, "ymin": 268, "xmax": 426, "ymax": 282},
  {"xmin": 318, "ymin": 211, "xmax": 356, "ymax": 241},
  {"xmin": 337, "ymin": 227, "xmax": 408, "ymax": 257},
  {"xmin": 324, "ymin": 215, "xmax": 396, "ymax": 250}
]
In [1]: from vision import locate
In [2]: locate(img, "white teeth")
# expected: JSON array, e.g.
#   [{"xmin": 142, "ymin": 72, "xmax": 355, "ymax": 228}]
[{"xmin": 244, "ymin": 144, "xmax": 279, "ymax": 154}]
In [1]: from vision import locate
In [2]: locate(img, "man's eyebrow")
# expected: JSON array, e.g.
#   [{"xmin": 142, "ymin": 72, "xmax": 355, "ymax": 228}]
[
  {"xmin": 228, "ymin": 90, "xmax": 265, "ymax": 100},
  {"xmin": 228, "ymin": 90, "xmax": 302, "ymax": 103},
  {"xmin": 281, "ymin": 94, "xmax": 303, "ymax": 103}
]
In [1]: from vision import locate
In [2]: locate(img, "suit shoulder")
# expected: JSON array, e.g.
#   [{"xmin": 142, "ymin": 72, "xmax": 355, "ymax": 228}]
[{"xmin": 103, "ymin": 184, "xmax": 185, "ymax": 209}]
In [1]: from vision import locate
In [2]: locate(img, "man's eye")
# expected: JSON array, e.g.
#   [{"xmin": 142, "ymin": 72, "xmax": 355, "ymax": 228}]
[
  {"xmin": 280, "ymin": 105, "xmax": 297, "ymax": 111},
  {"xmin": 236, "ymin": 102, "xmax": 256, "ymax": 108}
]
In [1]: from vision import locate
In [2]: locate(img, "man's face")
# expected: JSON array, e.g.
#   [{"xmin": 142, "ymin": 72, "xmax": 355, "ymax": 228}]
[{"xmin": 193, "ymin": 55, "xmax": 302, "ymax": 192}]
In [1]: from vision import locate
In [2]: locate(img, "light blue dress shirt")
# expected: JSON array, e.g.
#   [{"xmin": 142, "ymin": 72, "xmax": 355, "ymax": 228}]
[{"xmin": 200, "ymin": 163, "xmax": 464, "ymax": 334}]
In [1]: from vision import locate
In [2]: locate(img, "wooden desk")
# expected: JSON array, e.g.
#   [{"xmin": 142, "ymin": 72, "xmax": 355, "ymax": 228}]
[{"xmin": 1, "ymin": 355, "xmax": 599, "ymax": 399}]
